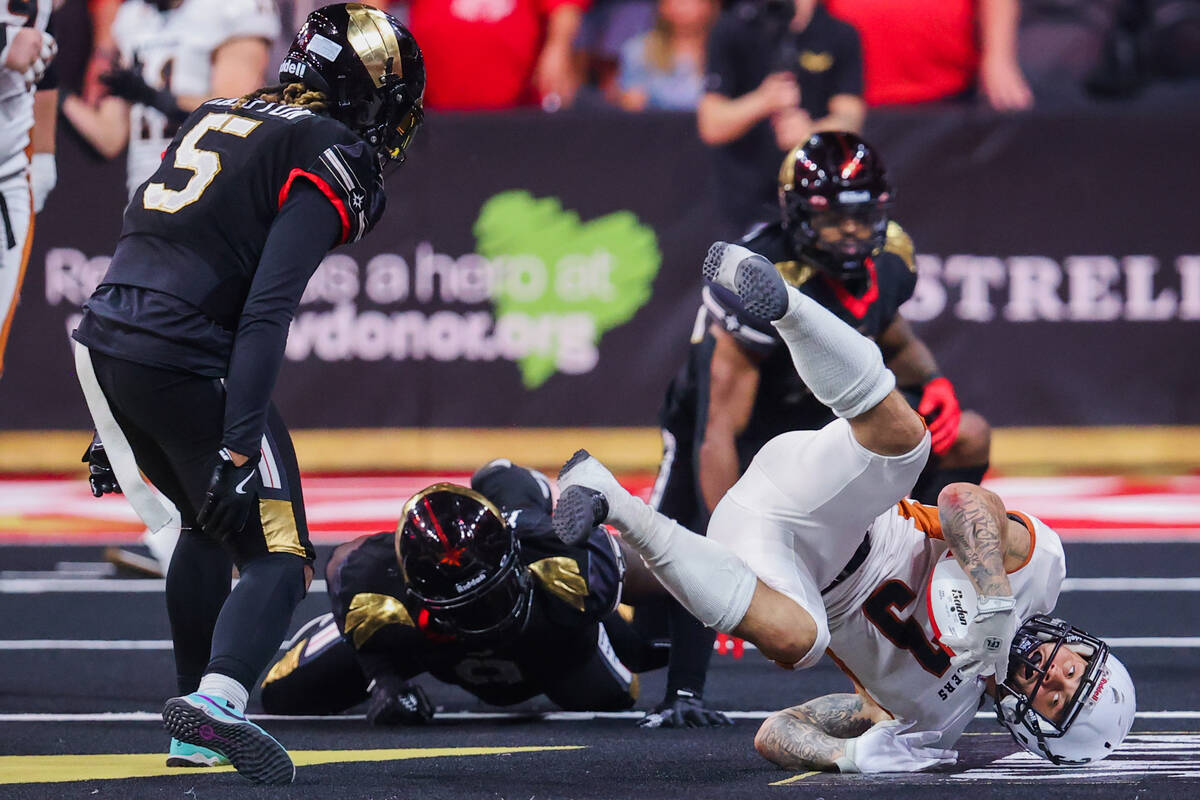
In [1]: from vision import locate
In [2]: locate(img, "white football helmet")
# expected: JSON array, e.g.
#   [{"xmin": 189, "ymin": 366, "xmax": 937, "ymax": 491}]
[{"xmin": 995, "ymin": 615, "xmax": 1136, "ymax": 765}]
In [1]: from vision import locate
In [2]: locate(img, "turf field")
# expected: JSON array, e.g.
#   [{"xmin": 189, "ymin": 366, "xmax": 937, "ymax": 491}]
[{"xmin": 1, "ymin": 475, "xmax": 1198, "ymax": 799}]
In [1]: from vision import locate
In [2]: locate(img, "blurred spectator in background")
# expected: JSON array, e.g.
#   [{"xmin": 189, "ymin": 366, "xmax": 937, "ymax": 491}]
[
  {"xmin": 698, "ymin": 0, "xmax": 864, "ymax": 234},
  {"xmin": 1, "ymin": 0, "xmax": 58, "ymax": 378},
  {"xmin": 824, "ymin": 0, "xmax": 1033, "ymax": 110},
  {"xmin": 577, "ymin": 0, "xmax": 656, "ymax": 102},
  {"xmin": 1016, "ymin": 0, "xmax": 1118, "ymax": 106},
  {"xmin": 60, "ymin": 0, "xmax": 279, "ymax": 200},
  {"xmin": 402, "ymin": 0, "xmax": 588, "ymax": 110},
  {"xmin": 1084, "ymin": 0, "xmax": 1200, "ymax": 102},
  {"xmin": 615, "ymin": 0, "xmax": 717, "ymax": 110}
]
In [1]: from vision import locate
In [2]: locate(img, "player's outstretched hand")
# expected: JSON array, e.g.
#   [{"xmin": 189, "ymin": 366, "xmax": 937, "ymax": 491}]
[
  {"xmin": 638, "ymin": 690, "xmax": 733, "ymax": 729},
  {"xmin": 196, "ymin": 450, "xmax": 260, "ymax": 540},
  {"xmin": 840, "ymin": 719, "xmax": 957, "ymax": 773},
  {"xmin": 366, "ymin": 675, "xmax": 434, "ymax": 726},
  {"xmin": 940, "ymin": 594, "xmax": 1017, "ymax": 679},
  {"xmin": 82, "ymin": 435, "xmax": 121, "ymax": 497}
]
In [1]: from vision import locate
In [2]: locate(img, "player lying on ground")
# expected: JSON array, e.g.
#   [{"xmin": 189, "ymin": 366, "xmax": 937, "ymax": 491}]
[
  {"xmin": 260, "ymin": 460, "xmax": 667, "ymax": 722},
  {"xmin": 552, "ymin": 241, "xmax": 1136, "ymax": 772}
]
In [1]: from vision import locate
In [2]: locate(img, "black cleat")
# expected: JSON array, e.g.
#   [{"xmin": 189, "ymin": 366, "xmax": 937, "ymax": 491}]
[{"xmin": 553, "ymin": 485, "xmax": 609, "ymax": 546}]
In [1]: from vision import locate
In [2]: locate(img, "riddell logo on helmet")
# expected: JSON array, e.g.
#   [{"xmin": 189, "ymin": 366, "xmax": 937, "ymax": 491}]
[
  {"xmin": 1090, "ymin": 673, "xmax": 1109, "ymax": 704},
  {"xmin": 281, "ymin": 61, "xmax": 305, "ymax": 78},
  {"xmin": 455, "ymin": 572, "xmax": 487, "ymax": 593}
]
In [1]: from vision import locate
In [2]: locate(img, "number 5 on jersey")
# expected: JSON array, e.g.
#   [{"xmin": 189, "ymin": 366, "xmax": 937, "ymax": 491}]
[{"xmin": 143, "ymin": 113, "xmax": 262, "ymax": 214}]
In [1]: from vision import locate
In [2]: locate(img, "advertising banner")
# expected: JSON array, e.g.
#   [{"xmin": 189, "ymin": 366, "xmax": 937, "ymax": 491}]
[{"xmin": 1, "ymin": 107, "xmax": 1196, "ymax": 432}]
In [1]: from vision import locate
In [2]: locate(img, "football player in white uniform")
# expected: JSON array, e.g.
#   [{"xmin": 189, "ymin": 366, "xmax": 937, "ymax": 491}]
[
  {"xmin": 554, "ymin": 240, "xmax": 1136, "ymax": 772},
  {"xmin": 61, "ymin": 0, "xmax": 280, "ymax": 576},
  {"xmin": 61, "ymin": 0, "xmax": 280, "ymax": 200},
  {"xmin": 0, "ymin": 1, "xmax": 58, "ymax": 377}
]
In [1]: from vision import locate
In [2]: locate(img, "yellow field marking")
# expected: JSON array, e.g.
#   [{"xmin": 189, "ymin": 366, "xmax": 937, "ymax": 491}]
[
  {"xmin": 0, "ymin": 746, "xmax": 584, "ymax": 785},
  {"xmin": 769, "ymin": 770, "xmax": 820, "ymax": 786},
  {"xmin": 4, "ymin": 426, "xmax": 1199, "ymax": 473}
]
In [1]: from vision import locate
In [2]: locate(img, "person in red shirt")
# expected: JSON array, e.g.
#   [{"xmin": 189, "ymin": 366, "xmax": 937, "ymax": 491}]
[
  {"xmin": 824, "ymin": 0, "xmax": 1032, "ymax": 110},
  {"xmin": 402, "ymin": 0, "xmax": 589, "ymax": 109}
]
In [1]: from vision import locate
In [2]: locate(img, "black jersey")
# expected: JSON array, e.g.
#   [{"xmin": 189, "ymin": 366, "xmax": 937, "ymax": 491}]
[
  {"xmin": 328, "ymin": 463, "xmax": 627, "ymax": 707},
  {"xmin": 99, "ymin": 97, "xmax": 384, "ymax": 329},
  {"xmin": 664, "ymin": 220, "xmax": 917, "ymax": 470}
]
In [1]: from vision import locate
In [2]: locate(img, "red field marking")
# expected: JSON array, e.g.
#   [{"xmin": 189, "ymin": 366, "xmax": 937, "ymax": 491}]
[{"xmin": 1, "ymin": 474, "xmax": 1198, "ymax": 544}]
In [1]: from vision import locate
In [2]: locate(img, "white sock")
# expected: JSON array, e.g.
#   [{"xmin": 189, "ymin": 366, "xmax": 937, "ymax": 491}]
[
  {"xmin": 198, "ymin": 672, "xmax": 249, "ymax": 715},
  {"xmin": 620, "ymin": 503, "xmax": 758, "ymax": 633},
  {"xmin": 560, "ymin": 457, "xmax": 757, "ymax": 633},
  {"xmin": 771, "ymin": 286, "xmax": 896, "ymax": 419}
]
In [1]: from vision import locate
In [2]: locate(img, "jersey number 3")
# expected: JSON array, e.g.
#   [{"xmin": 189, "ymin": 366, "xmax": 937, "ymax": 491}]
[
  {"xmin": 143, "ymin": 113, "xmax": 262, "ymax": 214},
  {"xmin": 863, "ymin": 579, "xmax": 951, "ymax": 677}
]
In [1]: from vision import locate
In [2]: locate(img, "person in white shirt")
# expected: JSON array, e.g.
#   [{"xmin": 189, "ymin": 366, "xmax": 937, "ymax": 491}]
[
  {"xmin": 61, "ymin": 0, "xmax": 280, "ymax": 200},
  {"xmin": 0, "ymin": 1, "xmax": 58, "ymax": 377}
]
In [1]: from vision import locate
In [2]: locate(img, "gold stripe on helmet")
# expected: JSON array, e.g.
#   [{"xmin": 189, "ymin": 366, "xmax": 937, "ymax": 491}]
[
  {"xmin": 394, "ymin": 483, "xmax": 506, "ymax": 567},
  {"xmin": 779, "ymin": 144, "xmax": 804, "ymax": 191},
  {"xmin": 345, "ymin": 3, "xmax": 403, "ymax": 87}
]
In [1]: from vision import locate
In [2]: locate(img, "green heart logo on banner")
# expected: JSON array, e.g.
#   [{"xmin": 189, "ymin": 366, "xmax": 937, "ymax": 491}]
[{"xmin": 474, "ymin": 190, "xmax": 661, "ymax": 389}]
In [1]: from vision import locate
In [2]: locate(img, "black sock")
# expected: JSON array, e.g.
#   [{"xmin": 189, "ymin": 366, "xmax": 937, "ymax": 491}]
[
  {"xmin": 207, "ymin": 552, "xmax": 307, "ymax": 690},
  {"xmin": 166, "ymin": 527, "xmax": 232, "ymax": 695},
  {"xmin": 911, "ymin": 463, "xmax": 989, "ymax": 506},
  {"xmin": 665, "ymin": 599, "xmax": 716, "ymax": 698},
  {"xmin": 601, "ymin": 611, "xmax": 669, "ymax": 673}
]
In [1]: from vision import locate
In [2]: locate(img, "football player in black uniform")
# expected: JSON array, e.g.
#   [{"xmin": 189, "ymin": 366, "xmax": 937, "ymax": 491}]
[
  {"xmin": 644, "ymin": 131, "xmax": 991, "ymax": 728},
  {"xmin": 259, "ymin": 460, "xmax": 662, "ymax": 722},
  {"xmin": 71, "ymin": 4, "xmax": 424, "ymax": 785}
]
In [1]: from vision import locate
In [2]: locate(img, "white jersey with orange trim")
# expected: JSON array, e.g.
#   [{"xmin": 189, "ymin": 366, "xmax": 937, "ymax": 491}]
[
  {"xmin": 0, "ymin": 0, "xmax": 53, "ymax": 180},
  {"xmin": 823, "ymin": 502, "xmax": 1066, "ymax": 749},
  {"xmin": 111, "ymin": 0, "xmax": 280, "ymax": 199}
]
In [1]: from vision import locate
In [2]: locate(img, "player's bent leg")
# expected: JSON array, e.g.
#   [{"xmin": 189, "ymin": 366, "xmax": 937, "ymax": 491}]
[
  {"xmin": 260, "ymin": 613, "xmax": 370, "ymax": 715},
  {"xmin": 847, "ymin": 390, "xmax": 929, "ymax": 458},
  {"xmin": 554, "ymin": 450, "xmax": 819, "ymax": 664},
  {"xmin": 754, "ymin": 693, "xmax": 885, "ymax": 771},
  {"xmin": 938, "ymin": 410, "xmax": 991, "ymax": 469}
]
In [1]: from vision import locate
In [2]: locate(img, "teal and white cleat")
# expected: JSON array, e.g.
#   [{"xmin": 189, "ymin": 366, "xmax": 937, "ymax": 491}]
[
  {"xmin": 163, "ymin": 692, "xmax": 294, "ymax": 784},
  {"xmin": 166, "ymin": 737, "xmax": 230, "ymax": 768}
]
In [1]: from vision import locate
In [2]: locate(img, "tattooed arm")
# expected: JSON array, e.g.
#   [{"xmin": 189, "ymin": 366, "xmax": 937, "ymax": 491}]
[
  {"xmin": 753, "ymin": 693, "xmax": 883, "ymax": 771},
  {"xmin": 936, "ymin": 483, "xmax": 1016, "ymax": 599}
]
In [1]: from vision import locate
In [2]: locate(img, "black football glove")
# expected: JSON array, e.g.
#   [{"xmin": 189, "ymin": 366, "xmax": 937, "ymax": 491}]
[
  {"xmin": 366, "ymin": 675, "xmax": 434, "ymax": 726},
  {"xmin": 100, "ymin": 67, "xmax": 189, "ymax": 123},
  {"xmin": 638, "ymin": 689, "xmax": 733, "ymax": 729},
  {"xmin": 196, "ymin": 450, "xmax": 260, "ymax": 541},
  {"xmin": 82, "ymin": 435, "xmax": 121, "ymax": 497}
]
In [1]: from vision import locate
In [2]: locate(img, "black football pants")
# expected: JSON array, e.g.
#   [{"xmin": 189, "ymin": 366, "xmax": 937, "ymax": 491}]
[{"xmin": 88, "ymin": 351, "xmax": 312, "ymax": 693}]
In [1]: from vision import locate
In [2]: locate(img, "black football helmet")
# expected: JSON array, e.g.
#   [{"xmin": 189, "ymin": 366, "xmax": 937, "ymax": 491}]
[
  {"xmin": 778, "ymin": 131, "xmax": 893, "ymax": 279},
  {"xmin": 279, "ymin": 3, "xmax": 425, "ymax": 162},
  {"xmin": 395, "ymin": 484, "xmax": 532, "ymax": 639}
]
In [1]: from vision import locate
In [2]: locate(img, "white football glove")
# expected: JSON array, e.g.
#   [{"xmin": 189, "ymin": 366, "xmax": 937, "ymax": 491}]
[
  {"xmin": 2, "ymin": 26, "xmax": 55, "ymax": 89},
  {"xmin": 941, "ymin": 594, "xmax": 1017, "ymax": 679},
  {"xmin": 30, "ymin": 153, "xmax": 56, "ymax": 214},
  {"xmin": 836, "ymin": 719, "xmax": 958, "ymax": 774}
]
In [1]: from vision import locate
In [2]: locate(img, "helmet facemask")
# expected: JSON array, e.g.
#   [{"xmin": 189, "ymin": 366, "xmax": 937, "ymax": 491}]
[
  {"xmin": 995, "ymin": 615, "xmax": 1134, "ymax": 765},
  {"xmin": 782, "ymin": 190, "xmax": 891, "ymax": 279}
]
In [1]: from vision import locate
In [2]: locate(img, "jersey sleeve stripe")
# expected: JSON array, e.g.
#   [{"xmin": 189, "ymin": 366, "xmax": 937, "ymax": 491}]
[
  {"xmin": 897, "ymin": 499, "xmax": 943, "ymax": 539},
  {"xmin": 278, "ymin": 168, "xmax": 352, "ymax": 245},
  {"xmin": 319, "ymin": 148, "xmax": 367, "ymax": 241},
  {"xmin": 1004, "ymin": 511, "xmax": 1038, "ymax": 574}
]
